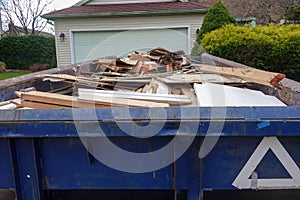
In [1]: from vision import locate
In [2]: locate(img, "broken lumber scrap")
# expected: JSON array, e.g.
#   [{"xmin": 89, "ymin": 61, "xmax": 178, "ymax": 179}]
[
  {"xmin": 128, "ymin": 53, "xmax": 151, "ymax": 61},
  {"xmin": 38, "ymin": 74, "xmax": 77, "ymax": 81},
  {"xmin": 78, "ymin": 88, "xmax": 191, "ymax": 105},
  {"xmin": 195, "ymin": 64, "xmax": 286, "ymax": 87}
]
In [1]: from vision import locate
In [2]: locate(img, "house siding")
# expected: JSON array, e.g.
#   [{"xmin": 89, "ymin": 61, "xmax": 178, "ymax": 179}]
[{"xmin": 55, "ymin": 14, "xmax": 204, "ymax": 66}]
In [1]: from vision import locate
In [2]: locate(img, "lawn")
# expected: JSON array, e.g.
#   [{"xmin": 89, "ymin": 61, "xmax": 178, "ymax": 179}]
[{"xmin": 0, "ymin": 71, "xmax": 31, "ymax": 81}]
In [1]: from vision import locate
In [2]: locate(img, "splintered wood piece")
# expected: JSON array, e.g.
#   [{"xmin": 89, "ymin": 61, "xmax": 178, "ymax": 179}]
[
  {"xmin": 119, "ymin": 59, "xmax": 139, "ymax": 66},
  {"xmin": 198, "ymin": 64, "xmax": 286, "ymax": 87}
]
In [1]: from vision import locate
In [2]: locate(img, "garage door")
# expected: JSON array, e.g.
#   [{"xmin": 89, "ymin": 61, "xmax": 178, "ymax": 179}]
[{"xmin": 72, "ymin": 28, "xmax": 188, "ymax": 63}]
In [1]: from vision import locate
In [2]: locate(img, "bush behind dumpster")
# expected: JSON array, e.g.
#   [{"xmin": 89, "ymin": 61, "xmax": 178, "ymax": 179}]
[
  {"xmin": 201, "ymin": 24, "xmax": 300, "ymax": 81},
  {"xmin": 0, "ymin": 35, "xmax": 57, "ymax": 70}
]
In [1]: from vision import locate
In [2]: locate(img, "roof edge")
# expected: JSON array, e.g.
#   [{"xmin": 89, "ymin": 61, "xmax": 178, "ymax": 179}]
[{"xmin": 43, "ymin": 8, "xmax": 208, "ymax": 20}]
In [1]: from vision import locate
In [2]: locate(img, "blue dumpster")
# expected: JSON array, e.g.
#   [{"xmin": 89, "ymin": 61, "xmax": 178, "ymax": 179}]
[{"xmin": 0, "ymin": 55, "xmax": 300, "ymax": 200}]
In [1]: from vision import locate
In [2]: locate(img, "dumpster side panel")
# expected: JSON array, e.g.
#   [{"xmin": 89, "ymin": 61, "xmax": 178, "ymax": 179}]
[
  {"xmin": 0, "ymin": 139, "xmax": 14, "ymax": 188},
  {"xmin": 202, "ymin": 137, "xmax": 300, "ymax": 190}
]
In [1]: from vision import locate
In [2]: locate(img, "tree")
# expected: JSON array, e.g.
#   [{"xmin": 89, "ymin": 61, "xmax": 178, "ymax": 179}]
[
  {"xmin": 196, "ymin": 1, "xmax": 237, "ymax": 42},
  {"xmin": 285, "ymin": 5, "xmax": 300, "ymax": 21},
  {"xmin": 0, "ymin": 0, "xmax": 53, "ymax": 34},
  {"xmin": 226, "ymin": 0, "xmax": 300, "ymax": 24}
]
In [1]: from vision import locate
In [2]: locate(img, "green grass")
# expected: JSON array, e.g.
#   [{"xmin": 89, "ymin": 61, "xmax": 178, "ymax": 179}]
[{"xmin": 0, "ymin": 71, "xmax": 31, "ymax": 81}]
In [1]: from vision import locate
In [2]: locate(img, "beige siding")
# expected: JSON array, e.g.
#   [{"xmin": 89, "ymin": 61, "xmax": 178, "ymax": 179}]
[{"xmin": 55, "ymin": 14, "xmax": 204, "ymax": 66}]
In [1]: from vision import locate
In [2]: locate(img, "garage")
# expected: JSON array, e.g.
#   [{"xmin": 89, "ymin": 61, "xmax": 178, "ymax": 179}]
[{"xmin": 72, "ymin": 27, "xmax": 189, "ymax": 63}]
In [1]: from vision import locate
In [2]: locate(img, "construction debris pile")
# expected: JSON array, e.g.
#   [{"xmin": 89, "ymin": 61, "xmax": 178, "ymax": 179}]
[{"xmin": 0, "ymin": 47, "xmax": 288, "ymax": 110}]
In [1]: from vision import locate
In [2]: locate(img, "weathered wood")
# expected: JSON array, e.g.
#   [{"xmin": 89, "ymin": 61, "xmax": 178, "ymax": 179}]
[
  {"xmin": 156, "ymin": 74, "xmax": 244, "ymax": 84},
  {"xmin": 197, "ymin": 64, "xmax": 286, "ymax": 87}
]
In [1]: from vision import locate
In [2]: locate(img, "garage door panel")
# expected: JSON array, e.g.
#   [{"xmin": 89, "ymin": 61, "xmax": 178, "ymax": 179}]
[{"xmin": 73, "ymin": 28, "xmax": 188, "ymax": 63}]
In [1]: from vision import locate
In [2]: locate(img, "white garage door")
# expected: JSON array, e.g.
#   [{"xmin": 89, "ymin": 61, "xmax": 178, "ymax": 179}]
[{"xmin": 72, "ymin": 28, "xmax": 189, "ymax": 63}]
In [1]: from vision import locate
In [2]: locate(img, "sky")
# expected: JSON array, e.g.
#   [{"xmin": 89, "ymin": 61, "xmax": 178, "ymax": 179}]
[
  {"xmin": 0, "ymin": 0, "xmax": 80, "ymax": 33},
  {"xmin": 50, "ymin": 0, "xmax": 80, "ymax": 10}
]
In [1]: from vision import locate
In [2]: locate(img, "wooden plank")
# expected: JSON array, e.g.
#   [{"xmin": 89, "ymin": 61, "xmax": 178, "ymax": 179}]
[
  {"xmin": 20, "ymin": 91, "xmax": 112, "ymax": 108},
  {"xmin": 198, "ymin": 64, "xmax": 286, "ymax": 87},
  {"xmin": 21, "ymin": 101, "xmax": 69, "ymax": 109},
  {"xmin": 78, "ymin": 88, "xmax": 191, "ymax": 105},
  {"xmin": 156, "ymin": 74, "xmax": 244, "ymax": 84},
  {"xmin": 21, "ymin": 91, "xmax": 75, "ymax": 107}
]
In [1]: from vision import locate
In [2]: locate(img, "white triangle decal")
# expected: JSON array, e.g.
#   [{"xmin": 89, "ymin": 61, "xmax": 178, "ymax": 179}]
[{"xmin": 232, "ymin": 137, "xmax": 300, "ymax": 189}]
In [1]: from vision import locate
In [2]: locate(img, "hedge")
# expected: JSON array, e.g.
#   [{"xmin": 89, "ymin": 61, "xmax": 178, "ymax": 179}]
[
  {"xmin": 201, "ymin": 24, "xmax": 300, "ymax": 81},
  {"xmin": 0, "ymin": 35, "xmax": 57, "ymax": 70}
]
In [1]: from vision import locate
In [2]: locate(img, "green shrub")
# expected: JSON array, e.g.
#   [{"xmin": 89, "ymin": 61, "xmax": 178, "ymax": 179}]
[
  {"xmin": 0, "ymin": 35, "xmax": 57, "ymax": 70},
  {"xmin": 285, "ymin": 5, "xmax": 300, "ymax": 21},
  {"xmin": 0, "ymin": 62, "xmax": 6, "ymax": 72},
  {"xmin": 196, "ymin": 1, "xmax": 237, "ymax": 43},
  {"xmin": 201, "ymin": 24, "xmax": 300, "ymax": 81}
]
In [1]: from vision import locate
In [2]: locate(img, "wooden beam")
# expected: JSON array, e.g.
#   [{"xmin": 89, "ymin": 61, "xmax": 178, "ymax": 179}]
[
  {"xmin": 20, "ymin": 91, "xmax": 112, "ymax": 108},
  {"xmin": 21, "ymin": 101, "xmax": 69, "ymax": 109},
  {"xmin": 197, "ymin": 64, "xmax": 286, "ymax": 87}
]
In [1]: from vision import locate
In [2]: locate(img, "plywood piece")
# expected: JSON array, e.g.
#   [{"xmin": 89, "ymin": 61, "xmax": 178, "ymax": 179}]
[{"xmin": 198, "ymin": 64, "xmax": 286, "ymax": 87}]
